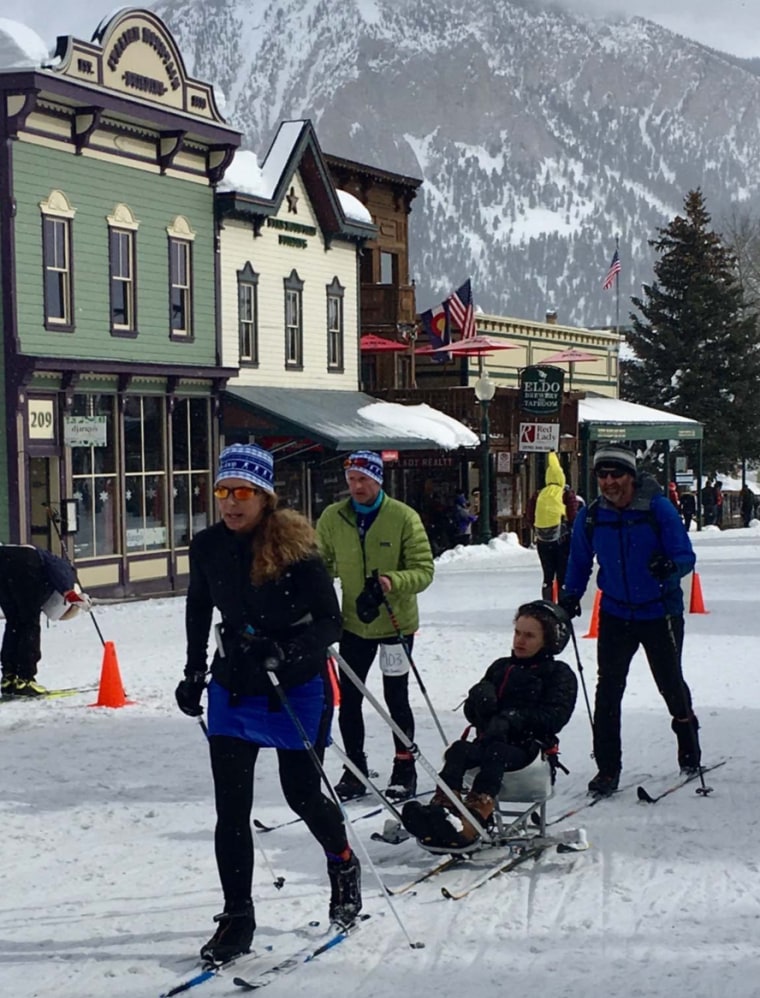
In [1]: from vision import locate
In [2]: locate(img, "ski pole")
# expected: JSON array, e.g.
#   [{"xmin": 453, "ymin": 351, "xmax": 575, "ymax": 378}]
[
  {"xmin": 568, "ymin": 622, "xmax": 594, "ymax": 752},
  {"xmin": 263, "ymin": 662, "xmax": 423, "ymax": 949},
  {"xmin": 331, "ymin": 645, "xmax": 494, "ymax": 844},
  {"xmin": 663, "ymin": 612, "xmax": 713, "ymax": 797},
  {"xmin": 196, "ymin": 713, "xmax": 285, "ymax": 888},
  {"xmin": 372, "ymin": 570, "xmax": 448, "ymax": 746},
  {"xmin": 43, "ymin": 503, "xmax": 107, "ymax": 647}
]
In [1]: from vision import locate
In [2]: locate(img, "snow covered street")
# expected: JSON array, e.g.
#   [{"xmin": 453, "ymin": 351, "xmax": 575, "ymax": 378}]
[{"xmin": 1, "ymin": 526, "xmax": 758, "ymax": 998}]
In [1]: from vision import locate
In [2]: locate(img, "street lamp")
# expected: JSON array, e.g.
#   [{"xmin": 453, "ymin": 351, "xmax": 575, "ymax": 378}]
[{"xmin": 474, "ymin": 372, "xmax": 496, "ymax": 543}]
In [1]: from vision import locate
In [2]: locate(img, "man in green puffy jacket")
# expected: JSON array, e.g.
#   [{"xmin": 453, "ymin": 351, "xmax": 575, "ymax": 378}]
[{"xmin": 316, "ymin": 451, "xmax": 434, "ymax": 802}]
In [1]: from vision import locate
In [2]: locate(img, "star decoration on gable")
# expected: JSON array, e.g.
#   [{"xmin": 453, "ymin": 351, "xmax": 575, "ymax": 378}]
[{"xmin": 286, "ymin": 186, "xmax": 299, "ymax": 214}]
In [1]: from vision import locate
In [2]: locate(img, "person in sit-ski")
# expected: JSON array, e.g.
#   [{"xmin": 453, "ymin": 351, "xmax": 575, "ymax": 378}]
[{"xmin": 402, "ymin": 601, "xmax": 577, "ymax": 851}]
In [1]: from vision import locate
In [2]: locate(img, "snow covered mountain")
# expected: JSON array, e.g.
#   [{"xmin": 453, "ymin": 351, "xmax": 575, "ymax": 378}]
[{"xmin": 143, "ymin": 2, "xmax": 760, "ymax": 324}]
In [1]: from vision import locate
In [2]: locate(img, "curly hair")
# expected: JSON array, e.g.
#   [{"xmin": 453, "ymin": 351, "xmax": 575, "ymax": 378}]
[{"xmin": 250, "ymin": 496, "xmax": 320, "ymax": 585}]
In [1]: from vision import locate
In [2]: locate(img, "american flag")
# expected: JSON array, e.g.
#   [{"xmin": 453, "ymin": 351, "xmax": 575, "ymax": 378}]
[
  {"xmin": 602, "ymin": 249, "xmax": 621, "ymax": 290},
  {"xmin": 447, "ymin": 279, "xmax": 476, "ymax": 339}
]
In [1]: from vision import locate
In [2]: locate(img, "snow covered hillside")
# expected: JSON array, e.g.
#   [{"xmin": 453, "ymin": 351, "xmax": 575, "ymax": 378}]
[{"xmin": 1, "ymin": 526, "xmax": 756, "ymax": 998}]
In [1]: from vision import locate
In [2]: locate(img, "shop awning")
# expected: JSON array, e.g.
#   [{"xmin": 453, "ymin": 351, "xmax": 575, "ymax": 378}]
[
  {"xmin": 223, "ymin": 386, "xmax": 479, "ymax": 452},
  {"xmin": 579, "ymin": 396, "xmax": 703, "ymax": 441}
]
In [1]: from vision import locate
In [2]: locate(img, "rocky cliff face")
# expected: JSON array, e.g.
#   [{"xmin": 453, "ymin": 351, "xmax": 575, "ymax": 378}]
[{"xmin": 155, "ymin": 0, "xmax": 760, "ymax": 326}]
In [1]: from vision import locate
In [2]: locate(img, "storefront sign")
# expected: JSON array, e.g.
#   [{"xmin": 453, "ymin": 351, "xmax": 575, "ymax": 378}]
[
  {"xmin": 28, "ymin": 399, "xmax": 55, "ymax": 440},
  {"xmin": 64, "ymin": 416, "xmax": 108, "ymax": 447},
  {"xmin": 381, "ymin": 450, "xmax": 399, "ymax": 462},
  {"xmin": 519, "ymin": 366, "xmax": 564, "ymax": 415},
  {"xmin": 519, "ymin": 422, "xmax": 560, "ymax": 452}
]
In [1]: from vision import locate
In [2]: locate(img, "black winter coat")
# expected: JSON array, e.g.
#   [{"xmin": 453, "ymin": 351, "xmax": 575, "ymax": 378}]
[
  {"xmin": 185, "ymin": 521, "xmax": 342, "ymax": 696},
  {"xmin": 463, "ymin": 650, "xmax": 577, "ymax": 750}
]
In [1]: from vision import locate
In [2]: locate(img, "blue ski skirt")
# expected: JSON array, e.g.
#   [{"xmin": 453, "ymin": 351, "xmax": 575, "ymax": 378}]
[{"xmin": 206, "ymin": 676, "xmax": 332, "ymax": 749}]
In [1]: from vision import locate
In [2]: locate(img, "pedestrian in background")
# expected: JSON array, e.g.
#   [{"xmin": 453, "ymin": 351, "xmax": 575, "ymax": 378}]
[
  {"xmin": 452, "ymin": 491, "xmax": 477, "ymax": 546},
  {"xmin": 559, "ymin": 443, "xmax": 701, "ymax": 797},
  {"xmin": 316, "ymin": 451, "xmax": 434, "ymax": 802},
  {"xmin": 740, "ymin": 485, "xmax": 755, "ymax": 528},
  {"xmin": 680, "ymin": 489, "xmax": 696, "ymax": 532},
  {"xmin": 0, "ymin": 544, "xmax": 92, "ymax": 697},
  {"xmin": 526, "ymin": 451, "xmax": 578, "ymax": 602},
  {"xmin": 176, "ymin": 443, "xmax": 360, "ymax": 965}
]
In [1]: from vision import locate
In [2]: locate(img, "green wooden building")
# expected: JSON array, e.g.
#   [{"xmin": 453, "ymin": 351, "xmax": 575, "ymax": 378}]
[{"xmin": 0, "ymin": 8, "xmax": 239, "ymax": 594}]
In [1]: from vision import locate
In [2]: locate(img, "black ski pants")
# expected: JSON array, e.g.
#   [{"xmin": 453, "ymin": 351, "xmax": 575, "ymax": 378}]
[
  {"xmin": 0, "ymin": 547, "xmax": 47, "ymax": 679},
  {"xmin": 338, "ymin": 630, "xmax": 415, "ymax": 767},
  {"xmin": 209, "ymin": 735, "xmax": 348, "ymax": 910},
  {"xmin": 439, "ymin": 737, "xmax": 537, "ymax": 798},
  {"xmin": 594, "ymin": 610, "xmax": 694, "ymax": 775}
]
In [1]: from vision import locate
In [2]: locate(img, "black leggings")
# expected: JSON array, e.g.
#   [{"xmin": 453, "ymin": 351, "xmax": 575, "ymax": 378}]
[
  {"xmin": 440, "ymin": 737, "xmax": 536, "ymax": 798},
  {"xmin": 338, "ymin": 630, "xmax": 415, "ymax": 765},
  {"xmin": 0, "ymin": 547, "xmax": 47, "ymax": 679},
  {"xmin": 594, "ymin": 610, "xmax": 693, "ymax": 773},
  {"xmin": 536, "ymin": 538, "xmax": 570, "ymax": 593},
  {"xmin": 209, "ymin": 736, "xmax": 348, "ymax": 909}
]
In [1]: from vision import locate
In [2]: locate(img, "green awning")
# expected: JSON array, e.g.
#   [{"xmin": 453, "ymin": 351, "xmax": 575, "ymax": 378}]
[{"xmin": 222, "ymin": 386, "xmax": 478, "ymax": 452}]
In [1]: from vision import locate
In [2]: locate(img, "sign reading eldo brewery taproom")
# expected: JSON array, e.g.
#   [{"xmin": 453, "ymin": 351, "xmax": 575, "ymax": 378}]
[
  {"xmin": 519, "ymin": 365, "xmax": 564, "ymax": 416},
  {"xmin": 51, "ymin": 9, "xmax": 228, "ymax": 123}
]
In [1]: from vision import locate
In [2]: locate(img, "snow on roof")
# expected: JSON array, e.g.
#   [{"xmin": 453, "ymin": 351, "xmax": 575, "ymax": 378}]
[
  {"xmin": 217, "ymin": 149, "xmax": 268, "ymax": 197},
  {"xmin": 0, "ymin": 18, "xmax": 49, "ymax": 68},
  {"xmin": 337, "ymin": 189, "xmax": 372, "ymax": 224},
  {"xmin": 358, "ymin": 401, "xmax": 479, "ymax": 450},
  {"xmin": 579, "ymin": 396, "xmax": 701, "ymax": 426}
]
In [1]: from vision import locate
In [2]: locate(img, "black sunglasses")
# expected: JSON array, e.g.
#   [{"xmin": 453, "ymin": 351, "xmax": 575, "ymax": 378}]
[{"xmin": 595, "ymin": 467, "xmax": 628, "ymax": 480}]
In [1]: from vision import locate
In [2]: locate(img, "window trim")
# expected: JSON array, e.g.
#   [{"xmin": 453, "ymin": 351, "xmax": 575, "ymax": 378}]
[
  {"xmin": 326, "ymin": 276, "xmax": 345, "ymax": 373},
  {"xmin": 237, "ymin": 262, "xmax": 259, "ymax": 367},
  {"xmin": 40, "ymin": 190, "xmax": 76, "ymax": 332},
  {"xmin": 108, "ymin": 204, "xmax": 139, "ymax": 338},
  {"xmin": 166, "ymin": 216, "xmax": 195, "ymax": 342},
  {"xmin": 283, "ymin": 269, "xmax": 304, "ymax": 370}
]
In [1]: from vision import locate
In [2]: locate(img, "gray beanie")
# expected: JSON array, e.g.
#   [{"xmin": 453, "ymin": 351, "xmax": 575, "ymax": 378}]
[{"xmin": 593, "ymin": 444, "xmax": 637, "ymax": 474}]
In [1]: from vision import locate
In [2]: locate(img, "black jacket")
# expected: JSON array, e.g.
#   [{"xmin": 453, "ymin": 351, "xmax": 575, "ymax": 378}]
[
  {"xmin": 185, "ymin": 521, "xmax": 342, "ymax": 695},
  {"xmin": 464, "ymin": 650, "xmax": 577, "ymax": 750}
]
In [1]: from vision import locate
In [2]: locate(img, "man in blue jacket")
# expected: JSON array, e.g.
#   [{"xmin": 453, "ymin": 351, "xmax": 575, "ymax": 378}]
[{"xmin": 559, "ymin": 443, "xmax": 700, "ymax": 796}]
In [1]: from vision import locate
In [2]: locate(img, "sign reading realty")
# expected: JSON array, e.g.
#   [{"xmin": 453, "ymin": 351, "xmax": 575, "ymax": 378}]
[{"xmin": 519, "ymin": 422, "xmax": 560, "ymax": 452}]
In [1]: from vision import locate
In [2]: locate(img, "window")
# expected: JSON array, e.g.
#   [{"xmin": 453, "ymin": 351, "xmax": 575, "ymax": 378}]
[
  {"xmin": 70, "ymin": 394, "xmax": 118, "ymax": 559},
  {"xmin": 237, "ymin": 263, "xmax": 259, "ymax": 365},
  {"xmin": 380, "ymin": 251, "xmax": 397, "ymax": 285},
  {"xmin": 326, "ymin": 277, "xmax": 344, "ymax": 371},
  {"xmin": 107, "ymin": 204, "xmax": 139, "ymax": 335},
  {"xmin": 166, "ymin": 216, "xmax": 195, "ymax": 339},
  {"xmin": 40, "ymin": 190, "xmax": 76, "ymax": 330},
  {"xmin": 284, "ymin": 269, "xmax": 304, "ymax": 368},
  {"xmin": 171, "ymin": 398, "xmax": 212, "ymax": 547},
  {"xmin": 124, "ymin": 396, "xmax": 167, "ymax": 552}
]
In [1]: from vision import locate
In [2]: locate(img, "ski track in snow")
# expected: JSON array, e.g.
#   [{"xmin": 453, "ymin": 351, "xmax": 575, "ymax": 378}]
[{"xmin": 2, "ymin": 530, "xmax": 760, "ymax": 996}]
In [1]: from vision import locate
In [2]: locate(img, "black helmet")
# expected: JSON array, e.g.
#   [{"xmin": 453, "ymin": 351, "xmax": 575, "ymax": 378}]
[{"xmin": 515, "ymin": 600, "xmax": 571, "ymax": 654}]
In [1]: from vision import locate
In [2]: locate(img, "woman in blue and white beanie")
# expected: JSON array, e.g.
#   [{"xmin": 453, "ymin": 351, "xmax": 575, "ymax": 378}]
[{"xmin": 176, "ymin": 441, "xmax": 361, "ymax": 959}]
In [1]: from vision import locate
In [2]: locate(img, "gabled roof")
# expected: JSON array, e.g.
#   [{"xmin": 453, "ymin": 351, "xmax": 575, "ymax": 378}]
[{"xmin": 217, "ymin": 119, "xmax": 377, "ymax": 243}]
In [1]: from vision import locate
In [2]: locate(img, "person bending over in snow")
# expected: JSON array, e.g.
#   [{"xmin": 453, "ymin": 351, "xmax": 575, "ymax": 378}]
[
  {"xmin": 0, "ymin": 543, "xmax": 92, "ymax": 698},
  {"xmin": 401, "ymin": 601, "xmax": 577, "ymax": 851}
]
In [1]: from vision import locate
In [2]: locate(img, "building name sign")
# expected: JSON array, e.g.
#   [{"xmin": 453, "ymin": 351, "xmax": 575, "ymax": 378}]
[
  {"xmin": 64, "ymin": 416, "xmax": 108, "ymax": 447},
  {"xmin": 107, "ymin": 25, "xmax": 181, "ymax": 91},
  {"xmin": 267, "ymin": 217, "xmax": 316, "ymax": 249},
  {"xmin": 519, "ymin": 365, "xmax": 564, "ymax": 416},
  {"xmin": 519, "ymin": 422, "xmax": 560, "ymax": 452}
]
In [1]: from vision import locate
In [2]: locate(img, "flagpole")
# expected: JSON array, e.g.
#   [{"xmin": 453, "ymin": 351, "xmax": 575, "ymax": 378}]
[{"xmin": 614, "ymin": 233, "xmax": 620, "ymax": 337}]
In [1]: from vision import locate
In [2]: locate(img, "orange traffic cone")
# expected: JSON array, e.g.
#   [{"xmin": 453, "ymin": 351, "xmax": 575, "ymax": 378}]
[
  {"xmin": 583, "ymin": 590, "xmax": 602, "ymax": 639},
  {"xmin": 688, "ymin": 571, "xmax": 709, "ymax": 614},
  {"xmin": 89, "ymin": 641, "xmax": 134, "ymax": 708}
]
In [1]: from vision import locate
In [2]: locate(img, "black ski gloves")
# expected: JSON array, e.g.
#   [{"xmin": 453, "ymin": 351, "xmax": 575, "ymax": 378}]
[
  {"xmin": 464, "ymin": 680, "xmax": 498, "ymax": 727},
  {"xmin": 649, "ymin": 553, "xmax": 677, "ymax": 580},
  {"xmin": 175, "ymin": 672, "xmax": 206, "ymax": 716},
  {"xmin": 355, "ymin": 575, "xmax": 386, "ymax": 624},
  {"xmin": 558, "ymin": 590, "xmax": 582, "ymax": 618},
  {"xmin": 484, "ymin": 709, "xmax": 524, "ymax": 742},
  {"xmin": 239, "ymin": 633, "xmax": 285, "ymax": 671}
]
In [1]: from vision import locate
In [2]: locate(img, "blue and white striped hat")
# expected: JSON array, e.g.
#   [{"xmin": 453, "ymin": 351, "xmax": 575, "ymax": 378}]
[
  {"xmin": 344, "ymin": 450, "xmax": 384, "ymax": 485},
  {"xmin": 215, "ymin": 443, "xmax": 275, "ymax": 494}
]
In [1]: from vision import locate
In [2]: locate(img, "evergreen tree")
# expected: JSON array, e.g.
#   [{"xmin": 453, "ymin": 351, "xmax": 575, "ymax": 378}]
[{"xmin": 621, "ymin": 189, "xmax": 760, "ymax": 472}]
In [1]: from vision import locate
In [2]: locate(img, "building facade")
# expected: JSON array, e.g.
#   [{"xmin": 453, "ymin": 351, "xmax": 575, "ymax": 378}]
[{"xmin": 0, "ymin": 9, "xmax": 239, "ymax": 594}]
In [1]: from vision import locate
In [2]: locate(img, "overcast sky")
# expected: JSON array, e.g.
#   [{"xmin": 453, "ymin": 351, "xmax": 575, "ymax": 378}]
[{"xmin": 10, "ymin": 0, "xmax": 760, "ymax": 60}]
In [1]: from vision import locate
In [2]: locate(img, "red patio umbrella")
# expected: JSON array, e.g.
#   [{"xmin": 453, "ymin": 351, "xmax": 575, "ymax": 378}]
[
  {"xmin": 540, "ymin": 347, "xmax": 601, "ymax": 389},
  {"xmin": 416, "ymin": 335, "xmax": 519, "ymax": 356},
  {"xmin": 360, "ymin": 334, "xmax": 410, "ymax": 352}
]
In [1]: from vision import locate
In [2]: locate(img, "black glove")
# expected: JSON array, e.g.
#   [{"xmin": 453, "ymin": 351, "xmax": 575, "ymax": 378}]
[
  {"xmin": 558, "ymin": 590, "xmax": 582, "ymax": 618},
  {"xmin": 649, "ymin": 553, "xmax": 677, "ymax": 580},
  {"xmin": 239, "ymin": 633, "xmax": 284, "ymax": 671},
  {"xmin": 355, "ymin": 575, "xmax": 385, "ymax": 624},
  {"xmin": 175, "ymin": 672, "xmax": 206, "ymax": 717},
  {"xmin": 463, "ymin": 680, "xmax": 498, "ymax": 727},
  {"xmin": 485, "ymin": 709, "xmax": 524, "ymax": 742}
]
